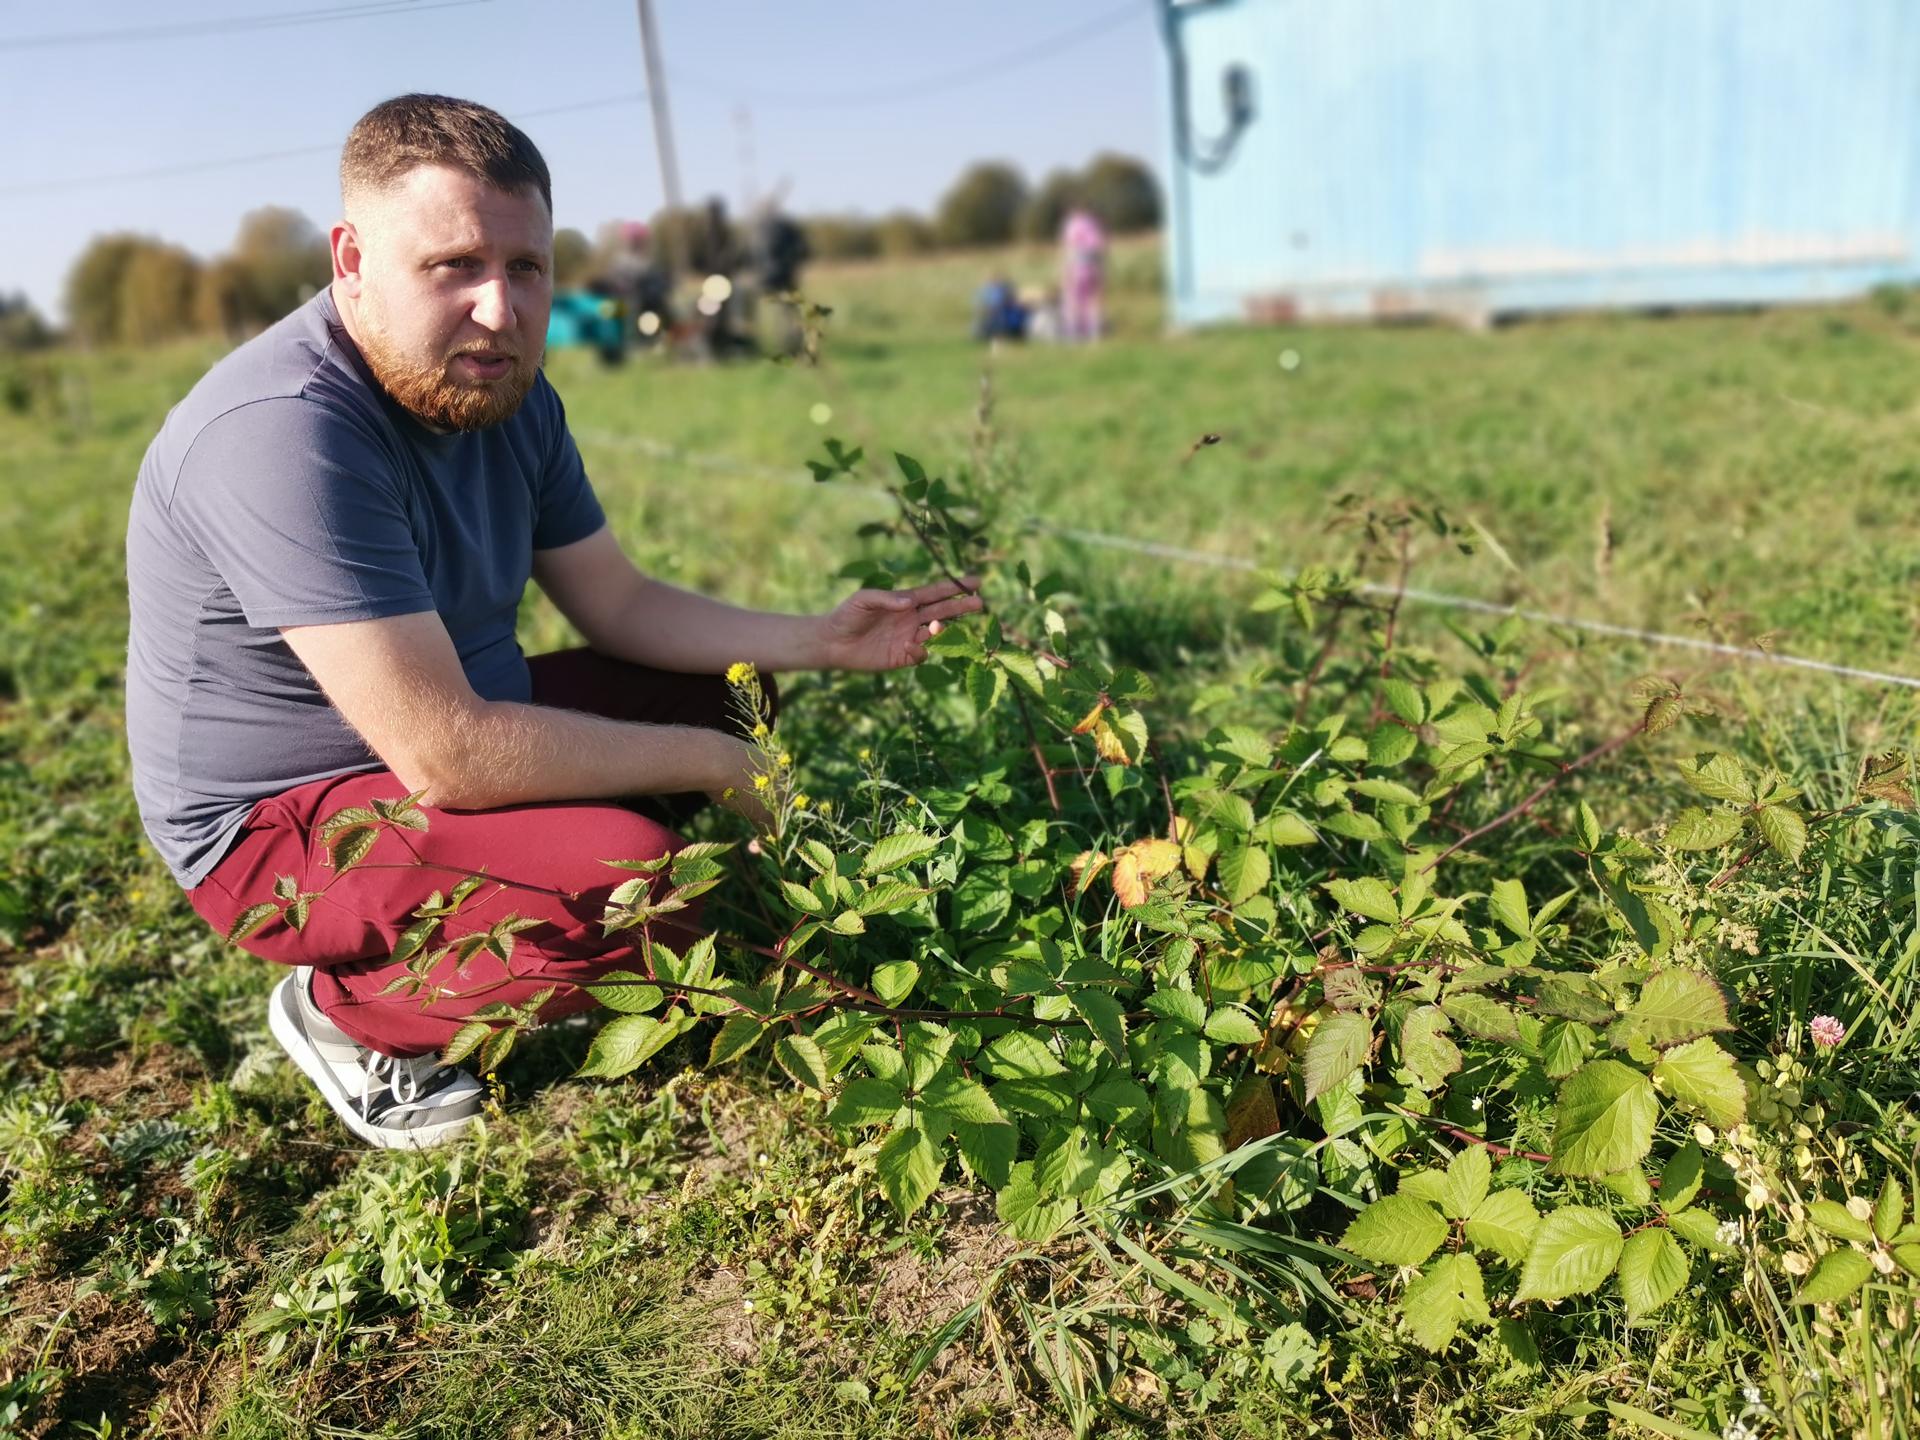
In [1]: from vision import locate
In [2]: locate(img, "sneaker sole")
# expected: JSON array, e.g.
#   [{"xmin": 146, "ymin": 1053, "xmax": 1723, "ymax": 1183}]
[{"xmin": 268, "ymin": 974, "xmax": 481, "ymax": 1152}]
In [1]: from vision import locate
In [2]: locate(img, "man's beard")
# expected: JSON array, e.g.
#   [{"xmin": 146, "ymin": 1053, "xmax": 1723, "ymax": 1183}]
[{"xmin": 356, "ymin": 322, "xmax": 542, "ymax": 432}]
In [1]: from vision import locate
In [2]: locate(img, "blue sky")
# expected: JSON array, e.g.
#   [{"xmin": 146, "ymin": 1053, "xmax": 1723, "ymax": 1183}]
[{"xmin": 0, "ymin": 0, "xmax": 1163, "ymax": 321}]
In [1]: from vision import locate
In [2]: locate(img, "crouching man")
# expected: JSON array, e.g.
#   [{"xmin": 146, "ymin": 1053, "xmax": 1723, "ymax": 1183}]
[{"xmin": 124, "ymin": 94, "xmax": 978, "ymax": 1149}]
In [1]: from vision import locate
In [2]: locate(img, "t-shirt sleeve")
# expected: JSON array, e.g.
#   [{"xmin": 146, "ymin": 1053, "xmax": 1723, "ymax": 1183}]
[
  {"xmin": 532, "ymin": 384, "xmax": 607, "ymax": 550},
  {"xmin": 170, "ymin": 398, "xmax": 436, "ymax": 629}
]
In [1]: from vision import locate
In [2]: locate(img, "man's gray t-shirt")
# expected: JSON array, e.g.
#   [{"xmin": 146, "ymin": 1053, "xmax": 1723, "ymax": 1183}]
[{"xmin": 125, "ymin": 287, "xmax": 607, "ymax": 888}]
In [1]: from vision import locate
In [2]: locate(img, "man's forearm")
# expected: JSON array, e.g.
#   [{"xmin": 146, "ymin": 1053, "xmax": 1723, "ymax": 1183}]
[
  {"xmin": 589, "ymin": 577, "xmax": 831, "ymax": 674},
  {"xmin": 418, "ymin": 697, "xmax": 739, "ymax": 812}
]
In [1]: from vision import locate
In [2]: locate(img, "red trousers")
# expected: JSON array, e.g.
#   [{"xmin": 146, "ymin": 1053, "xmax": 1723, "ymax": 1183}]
[{"xmin": 188, "ymin": 649, "xmax": 768, "ymax": 1057}]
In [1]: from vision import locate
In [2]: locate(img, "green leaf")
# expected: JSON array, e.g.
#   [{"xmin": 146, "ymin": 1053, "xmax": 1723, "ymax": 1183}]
[
  {"xmin": 1550, "ymin": 1060, "xmax": 1658, "ymax": 1178},
  {"xmin": 863, "ymin": 831, "xmax": 942, "ymax": 876},
  {"xmin": 1575, "ymin": 801, "xmax": 1602, "ymax": 852},
  {"xmin": 1145, "ymin": 987, "xmax": 1207, "ymax": 1032},
  {"xmin": 921, "ymin": 1068, "xmax": 1004, "ymax": 1125},
  {"xmin": 876, "ymin": 1124, "xmax": 944, "ymax": 1220},
  {"xmin": 1792, "ymin": 1248, "xmax": 1874, "ymax": 1305},
  {"xmin": 830, "ymin": 910, "xmax": 868, "ymax": 936},
  {"xmin": 980, "ymin": 1030, "xmax": 1066, "ymax": 1079},
  {"xmin": 1071, "ymin": 989, "xmax": 1129, "ymax": 1059},
  {"xmin": 1677, "ymin": 753, "xmax": 1754, "ymax": 805},
  {"xmin": 1401, "ymin": 1252, "xmax": 1489, "ymax": 1351},
  {"xmin": 966, "ymin": 662, "xmax": 1006, "ymax": 716},
  {"xmin": 951, "ymin": 866, "xmax": 1012, "ymax": 932},
  {"xmin": 1617, "ymin": 1228, "xmax": 1689, "ymax": 1323},
  {"xmin": 1808, "ymin": 1199, "xmax": 1874, "ymax": 1246},
  {"xmin": 1515, "ymin": 1206, "xmax": 1624, "ymax": 1302},
  {"xmin": 578, "ymin": 1013, "xmax": 681, "ymax": 1079},
  {"xmin": 856, "ymin": 881, "xmax": 925, "ymax": 917},
  {"xmin": 870, "ymin": 960, "xmax": 920, "ymax": 1006},
  {"xmin": 1257, "ymin": 810, "xmax": 1319, "ymax": 847},
  {"xmin": 441, "ymin": 1021, "xmax": 492, "ymax": 1066},
  {"xmin": 1659, "ymin": 1143, "xmax": 1705, "ymax": 1213},
  {"xmin": 1204, "ymin": 1004, "xmax": 1265, "ymax": 1046},
  {"xmin": 1487, "ymin": 878, "xmax": 1531, "ymax": 937},
  {"xmin": 827, "ymin": 1076, "xmax": 904, "ymax": 1128},
  {"xmin": 780, "ymin": 879, "xmax": 826, "ymax": 914},
  {"xmin": 1630, "ymin": 970, "xmax": 1732, "ymax": 1047},
  {"xmin": 224, "ymin": 903, "xmax": 280, "ymax": 946},
  {"xmin": 1667, "ymin": 1207, "xmax": 1738, "ymax": 1255},
  {"xmin": 1325, "ymin": 876, "xmax": 1401, "ymax": 925},
  {"xmin": 1874, "ymin": 1178, "xmax": 1905, "ymax": 1243},
  {"xmin": 1439, "ymin": 993, "xmax": 1521, "ymax": 1044},
  {"xmin": 997, "ymin": 650, "xmax": 1046, "ymax": 698},
  {"xmin": 708, "ymin": 1015, "xmax": 764, "ymax": 1066},
  {"xmin": 1665, "ymin": 808, "xmax": 1745, "ymax": 851},
  {"xmin": 1537, "ymin": 1019, "xmax": 1595, "ymax": 1079},
  {"xmin": 1893, "ymin": 1245, "xmax": 1920, "ymax": 1280},
  {"xmin": 1464, "ymin": 1188, "xmax": 1540, "ymax": 1266},
  {"xmin": 954, "ymin": 1121, "xmax": 1017, "ymax": 1189},
  {"xmin": 1439, "ymin": 1145, "xmax": 1491, "ymax": 1220},
  {"xmin": 584, "ymin": 971, "xmax": 664, "ymax": 1015},
  {"xmin": 1755, "ymin": 805, "xmax": 1807, "ymax": 863},
  {"xmin": 1381, "ymin": 678, "xmax": 1425, "ymax": 725},
  {"xmin": 1652, "ymin": 1038, "xmax": 1747, "ymax": 1128},
  {"xmin": 1496, "ymin": 1318, "xmax": 1541, "ymax": 1371},
  {"xmin": 774, "ymin": 1033, "xmax": 831, "ymax": 1093},
  {"xmin": 327, "ymin": 824, "xmax": 380, "ymax": 873},
  {"xmin": 1302, "ymin": 1012, "xmax": 1372, "ymax": 1104},
  {"xmin": 996, "ymin": 1159, "xmax": 1076, "ymax": 1241},
  {"xmin": 1218, "ymin": 844, "xmax": 1271, "ymax": 904},
  {"xmin": 1399, "ymin": 1006, "xmax": 1462, "ymax": 1090},
  {"xmin": 1340, "ymin": 1193, "xmax": 1448, "ymax": 1267},
  {"xmin": 1350, "ymin": 777, "xmax": 1422, "ymax": 806}
]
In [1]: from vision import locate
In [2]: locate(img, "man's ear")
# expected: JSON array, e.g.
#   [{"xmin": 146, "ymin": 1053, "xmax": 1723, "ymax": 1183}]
[{"xmin": 330, "ymin": 219, "xmax": 365, "ymax": 297}]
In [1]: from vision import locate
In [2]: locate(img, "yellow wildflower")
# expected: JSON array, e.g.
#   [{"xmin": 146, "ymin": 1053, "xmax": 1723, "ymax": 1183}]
[
  {"xmin": 722, "ymin": 787, "xmax": 736, "ymax": 800},
  {"xmin": 752, "ymin": 722, "xmax": 769, "ymax": 739},
  {"xmin": 725, "ymin": 661, "xmax": 755, "ymax": 686},
  {"xmin": 858, "ymin": 748, "xmax": 871, "ymax": 762},
  {"xmin": 752, "ymin": 773, "xmax": 771, "ymax": 791},
  {"xmin": 793, "ymin": 794, "xmax": 810, "ymax": 810},
  {"xmin": 778, "ymin": 753, "xmax": 792, "ymax": 768}
]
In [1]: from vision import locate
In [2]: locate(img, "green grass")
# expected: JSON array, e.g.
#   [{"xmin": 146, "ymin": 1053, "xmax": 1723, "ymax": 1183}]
[{"xmin": 3, "ymin": 244, "xmax": 1919, "ymax": 1437}]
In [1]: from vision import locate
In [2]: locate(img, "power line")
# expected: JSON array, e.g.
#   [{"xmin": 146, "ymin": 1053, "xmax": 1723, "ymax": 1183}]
[
  {"xmin": 667, "ymin": 0, "xmax": 1148, "ymax": 110},
  {"xmin": 0, "ymin": 92, "xmax": 648, "ymax": 198},
  {"xmin": 0, "ymin": 0, "xmax": 489, "ymax": 53}
]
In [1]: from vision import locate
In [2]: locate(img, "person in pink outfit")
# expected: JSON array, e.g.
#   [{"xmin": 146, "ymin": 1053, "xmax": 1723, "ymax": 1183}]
[{"xmin": 1059, "ymin": 207, "xmax": 1108, "ymax": 342}]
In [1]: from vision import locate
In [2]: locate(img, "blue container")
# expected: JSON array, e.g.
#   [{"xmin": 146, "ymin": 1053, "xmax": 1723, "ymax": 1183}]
[{"xmin": 1158, "ymin": 0, "xmax": 1920, "ymax": 326}]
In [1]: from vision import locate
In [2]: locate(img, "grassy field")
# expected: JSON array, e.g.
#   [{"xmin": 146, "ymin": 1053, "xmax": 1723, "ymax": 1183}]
[{"xmin": 3, "ymin": 242, "xmax": 1920, "ymax": 1438}]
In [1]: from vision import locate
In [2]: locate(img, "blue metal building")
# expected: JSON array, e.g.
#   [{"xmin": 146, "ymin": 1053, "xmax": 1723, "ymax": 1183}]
[{"xmin": 1157, "ymin": 0, "xmax": 1920, "ymax": 327}]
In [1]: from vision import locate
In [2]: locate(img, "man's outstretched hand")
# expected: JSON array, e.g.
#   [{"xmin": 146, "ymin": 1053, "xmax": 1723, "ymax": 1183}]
[{"xmin": 818, "ymin": 576, "xmax": 984, "ymax": 671}]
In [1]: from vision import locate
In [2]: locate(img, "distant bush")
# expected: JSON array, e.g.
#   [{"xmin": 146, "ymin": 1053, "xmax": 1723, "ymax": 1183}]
[
  {"xmin": 0, "ymin": 293, "xmax": 54, "ymax": 352},
  {"xmin": 1018, "ymin": 168, "xmax": 1083, "ymax": 244},
  {"xmin": 1077, "ymin": 152, "xmax": 1161, "ymax": 234},
  {"xmin": 936, "ymin": 162, "xmax": 1029, "ymax": 248},
  {"xmin": 802, "ymin": 215, "xmax": 882, "ymax": 262},
  {"xmin": 873, "ymin": 211, "xmax": 935, "ymax": 260},
  {"xmin": 553, "ymin": 228, "xmax": 593, "ymax": 287}
]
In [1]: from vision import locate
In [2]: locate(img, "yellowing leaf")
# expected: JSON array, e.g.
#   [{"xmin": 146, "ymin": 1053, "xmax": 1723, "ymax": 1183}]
[{"xmin": 1112, "ymin": 852, "xmax": 1148, "ymax": 908}]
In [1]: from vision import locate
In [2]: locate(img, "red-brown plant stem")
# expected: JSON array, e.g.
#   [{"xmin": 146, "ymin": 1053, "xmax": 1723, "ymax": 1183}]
[
  {"xmin": 1391, "ymin": 1106, "xmax": 1553, "ymax": 1164},
  {"xmin": 1420, "ymin": 717, "xmax": 1651, "ymax": 875},
  {"xmin": 1148, "ymin": 737, "xmax": 1179, "ymax": 841},
  {"xmin": 1014, "ymin": 691, "xmax": 1062, "ymax": 813}
]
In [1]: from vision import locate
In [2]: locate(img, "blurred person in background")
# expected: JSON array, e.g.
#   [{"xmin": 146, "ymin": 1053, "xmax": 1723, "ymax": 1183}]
[
  {"xmin": 122, "ymin": 94, "xmax": 981, "ymax": 1151},
  {"xmin": 1059, "ymin": 206, "xmax": 1107, "ymax": 342},
  {"xmin": 971, "ymin": 273, "xmax": 1027, "ymax": 342}
]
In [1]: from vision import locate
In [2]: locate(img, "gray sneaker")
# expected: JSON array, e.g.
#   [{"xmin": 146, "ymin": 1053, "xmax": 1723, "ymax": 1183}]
[{"xmin": 267, "ymin": 967, "xmax": 485, "ymax": 1150}]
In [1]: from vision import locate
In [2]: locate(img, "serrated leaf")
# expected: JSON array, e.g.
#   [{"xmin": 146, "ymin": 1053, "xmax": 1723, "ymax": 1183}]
[
  {"xmin": 1630, "ymin": 970, "xmax": 1732, "ymax": 1047},
  {"xmin": 1874, "ymin": 1178, "xmax": 1905, "ymax": 1242},
  {"xmin": 877, "ymin": 1124, "xmax": 944, "ymax": 1220},
  {"xmin": 1400, "ymin": 1252, "xmax": 1489, "ymax": 1351},
  {"xmin": 774, "ymin": 1033, "xmax": 832, "ymax": 1092},
  {"xmin": 1440, "ymin": 1145, "xmax": 1491, "ymax": 1220},
  {"xmin": 1515, "ymin": 1206, "xmax": 1623, "ymax": 1301},
  {"xmin": 224, "ymin": 903, "xmax": 280, "ymax": 946},
  {"xmin": 955, "ymin": 1121, "xmax": 1017, "ymax": 1189},
  {"xmin": 827, "ymin": 1076, "xmax": 904, "ymax": 1127},
  {"xmin": 441, "ymin": 1022, "xmax": 492, "ymax": 1067},
  {"xmin": 1551, "ymin": 1060, "xmax": 1658, "ymax": 1178},
  {"xmin": 708, "ymin": 1015, "xmax": 764, "ymax": 1066},
  {"xmin": 1399, "ymin": 1005, "xmax": 1463, "ymax": 1090},
  {"xmin": 1204, "ymin": 1004, "xmax": 1265, "ymax": 1046},
  {"xmin": 327, "ymin": 824, "xmax": 380, "ymax": 872},
  {"xmin": 1465, "ymin": 1188, "xmax": 1540, "ymax": 1266},
  {"xmin": 1665, "ymin": 807, "xmax": 1746, "ymax": 850},
  {"xmin": 1487, "ymin": 878, "xmax": 1531, "ymax": 938},
  {"xmin": 1381, "ymin": 678, "xmax": 1425, "ymax": 724},
  {"xmin": 1792, "ymin": 1248, "xmax": 1874, "ymax": 1305},
  {"xmin": 981, "ymin": 1029, "xmax": 1065, "ymax": 1079},
  {"xmin": 1351, "ymin": 777, "xmax": 1422, "ymax": 806},
  {"xmin": 862, "ymin": 831, "xmax": 942, "ymax": 876},
  {"xmin": 1537, "ymin": 1019, "xmax": 1595, "ymax": 1079},
  {"xmin": 1145, "ymin": 987, "xmax": 1207, "ymax": 1032},
  {"xmin": 584, "ymin": 970, "xmax": 664, "ymax": 1015},
  {"xmin": 830, "ymin": 910, "xmax": 867, "ymax": 936},
  {"xmin": 1325, "ymin": 876, "xmax": 1401, "ymax": 925},
  {"xmin": 1808, "ymin": 1199, "xmax": 1874, "ymax": 1245},
  {"xmin": 1340, "ymin": 1193, "xmax": 1448, "ymax": 1267},
  {"xmin": 870, "ymin": 960, "xmax": 920, "ymax": 1006},
  {"xmin": 1660, "ymin": 1143, "xmax": 1704, "ymax": 1213},
  {"xmin": 1440, "ymin": 993, "xmax": 1521, "ymax": 1044},
  {"xmin": 998, "ymin": 650, "xmax": 1046, "ymax": 698},
  {"xmin": 1218, "ymin": 844, "xmax": 1271, "ymax": 904},
  {"xmin": 1755, "ymin": 805, "xmax": 1807, "ymax": 863},
  {"xmin": 1677, "ymin": 753, "xmax": 1754, "ymax": 805},
  {"xmin": 1652, "ymin": 1038, "xmax": 1746, "ymax": 1128},
  {"xmin": 578, "ymin": 1013, "xmax": 680, "ymax": 1079},
  {"xmin": 856, "ymin": 881, "xmax": 925, "ymax": 917},
  {"xmin": 921, "ymin": 1068, "xmax": 1004, "ymax": 1125},
  {"xmin": 1302, "ymin": 1011, "xmax": 1372, "ymax": 1103},
  {"xmin": 780, "ymin": 879, "xmax": 826, "ymax": 914},
  {"xmin": 1667, "ymin": 1207, "xmax": 1737, "ymax": 1254},
  {"xmin": 1618, "ymin": 1228, "xmax": 1689, "ymax": 1323},
  {"xmin": 1072, "ymin": 989, "xmax": 1128, "ymax": 1059},
  {"xmin": 996, "ymin": 1159, "xmax": 1076, "ymax": 1241}
]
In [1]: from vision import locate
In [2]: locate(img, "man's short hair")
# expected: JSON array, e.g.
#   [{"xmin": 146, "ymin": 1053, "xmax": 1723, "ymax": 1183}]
[{"xmin": 340, "ymin": 94, "xmax": 551, "ymax": 213}]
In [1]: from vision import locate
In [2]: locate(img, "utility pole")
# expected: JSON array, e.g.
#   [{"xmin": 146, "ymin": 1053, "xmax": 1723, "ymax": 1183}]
[{"xmin": 634, "ymin": 0, "xmax": 685, "ymax": 220}]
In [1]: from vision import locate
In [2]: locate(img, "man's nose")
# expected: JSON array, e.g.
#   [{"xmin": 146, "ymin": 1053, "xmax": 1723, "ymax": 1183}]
[{"xmin": 471, "ymin": 273, "xmax": 516, "ymax": 331}]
